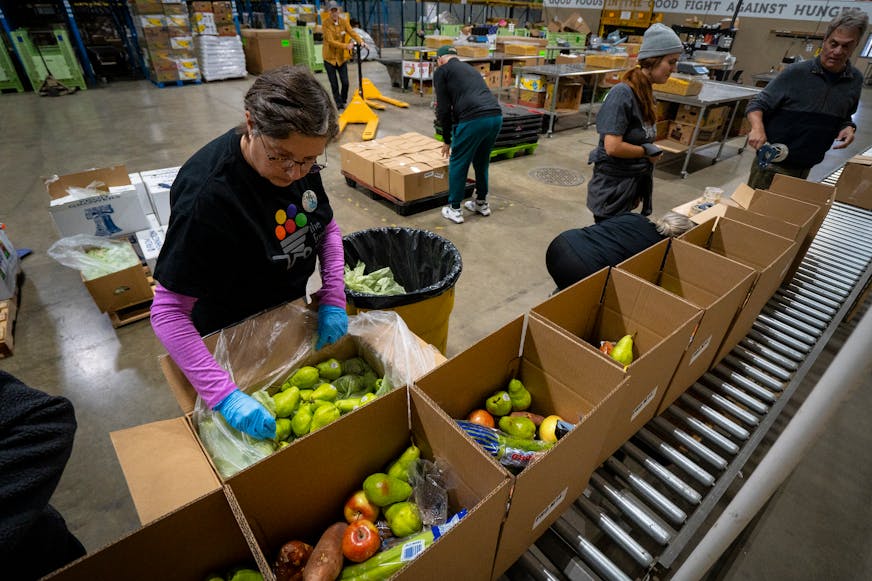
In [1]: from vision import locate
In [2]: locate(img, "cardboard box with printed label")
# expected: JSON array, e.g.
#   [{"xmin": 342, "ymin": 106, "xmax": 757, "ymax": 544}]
[
  {"xmin": 45, "ymin": 165, "xmax": 152, "ymax": 238},
  {"xmin": 618, "ymin": 239, "xmax": 756, "ymax": 413},
  {"xmin": 545, "ymin": 80, "xmax": 583, "ymax": 110},
  {"xmin": 43, "ymin": 488, "xmax": 266, "ymax": 580},
  {"xmin": 415, "ymin": 315, "xmax": 627, "ymax": 579},
  {"xmin": 674, "ymin": 104, "xmax": 729, "ymax": 130},
  {"xmin": 240, "ymin": 28, "xmax": 292, "ymax": 73},
  {"xmin": 835, "ymin": 155, "xmax": 872, "ymax": 210},
  {"xmin": 139, "ymin": 167, "xmax": 180, "ymax": 226},
  {"xmin": 227, "ymin": 386, "xmax": 511, "ymax": 581},
  {"xmin": 389, "ymin": 160, "xmax": 434, "ymax": 201},
  {"xmin": 680, "ymin": 217, "xmax": 800, "ymax": 367},
  {"xmin": 110, "ymin": 301, "xmax": 445, "ymax": 525},
  {"xmin": 134, "ymin": 215, "xmax": 165, "ymax": 274},
  {"xmin": 530, "ymin": 268, "xmax": 703, "ymax": 461},
  {"xmin": 667, "ymin": 121, "xmax": 718, "ymax": 145}
]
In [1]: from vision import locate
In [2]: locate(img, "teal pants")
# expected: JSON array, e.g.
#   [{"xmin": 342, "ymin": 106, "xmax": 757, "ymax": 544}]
[{"xmin": 448, "ymin": 115, "xmax": 502, "ymax": 208}]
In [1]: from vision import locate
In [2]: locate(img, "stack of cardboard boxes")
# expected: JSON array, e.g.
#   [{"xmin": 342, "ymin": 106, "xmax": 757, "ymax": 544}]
[
  {"xmin": 191, "ymin": 1, "xmax": 236, "ymax": 37},
  {"xmin": 340, "ymin": 133, "xmax": 449, "ymax": 202},
  {"xmin": 666, "ymin": 103, "xmax": 730, "ymax": 146},
  {"xmin": 130, "ymin": 0, "xmax": 200, "ymax": 83},
  {"xmin": 190, "ymin": 1, "xmax": 246, "ymax": 81}
]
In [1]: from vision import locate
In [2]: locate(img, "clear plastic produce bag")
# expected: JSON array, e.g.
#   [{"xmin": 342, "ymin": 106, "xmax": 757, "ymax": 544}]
[{"xmin": 47, "ymin": 234, "xmax": 140, "ymax": 280}]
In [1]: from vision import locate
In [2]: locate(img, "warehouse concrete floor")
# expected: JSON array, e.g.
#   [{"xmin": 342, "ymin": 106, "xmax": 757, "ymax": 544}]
[{"xmin": 1, "ymin": 56, "xmax": 870, "ymax": 579}]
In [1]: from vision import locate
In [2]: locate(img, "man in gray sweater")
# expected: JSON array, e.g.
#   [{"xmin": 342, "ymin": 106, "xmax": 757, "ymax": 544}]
[{"xmin": 745, "ymin": 8, "xmax": 868, "ymax": 189}]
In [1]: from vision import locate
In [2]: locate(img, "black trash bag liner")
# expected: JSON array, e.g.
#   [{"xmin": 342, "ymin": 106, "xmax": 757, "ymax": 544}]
[{"xmin": 343, "ymin": 227, "xmax": 462, "ymax": 309}]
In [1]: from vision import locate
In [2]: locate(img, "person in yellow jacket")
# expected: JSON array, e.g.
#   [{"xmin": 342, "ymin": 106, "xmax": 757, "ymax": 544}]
[{"xmin": 322, "ymin": 1, "xmax": 362, "ymax": 109}]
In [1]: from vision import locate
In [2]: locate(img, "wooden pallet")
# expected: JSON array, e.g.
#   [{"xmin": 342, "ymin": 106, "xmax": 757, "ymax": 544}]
[
  {"xmin": 0, "ymin": 298, "xmax": 17, "ymax": 358},
  {"xmin": 342, "ymin": 171, "xmax": 475, "ymax": 216}
]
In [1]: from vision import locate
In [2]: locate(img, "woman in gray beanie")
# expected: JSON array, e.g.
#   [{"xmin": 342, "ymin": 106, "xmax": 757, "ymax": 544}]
[{"xmin": 586, "ymin": 23, "xmax": 684, "ymax": 222}]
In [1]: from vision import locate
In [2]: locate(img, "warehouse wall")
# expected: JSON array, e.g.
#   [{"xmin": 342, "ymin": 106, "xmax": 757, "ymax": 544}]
[{"xmin": 542, "ymin": 7, "xmax": 872, "ymax": 84}]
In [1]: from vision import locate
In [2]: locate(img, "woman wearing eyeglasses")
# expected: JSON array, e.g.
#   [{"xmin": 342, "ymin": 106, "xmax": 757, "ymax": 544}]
[{"xmin": 151, "ymin": 66, "xmax": 346, "ymax": 441}]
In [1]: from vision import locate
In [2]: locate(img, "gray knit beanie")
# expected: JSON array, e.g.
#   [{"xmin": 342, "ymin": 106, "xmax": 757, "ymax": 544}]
[{"xmin": 637, "ymin": 23, "xmax": 683, "ymax": 60}]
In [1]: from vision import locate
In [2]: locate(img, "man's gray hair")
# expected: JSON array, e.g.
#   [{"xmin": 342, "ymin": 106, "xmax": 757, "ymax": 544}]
[
  {"xmin": 242, "ymin": 65, "xmax": 339, "ymax": 140},
  {"xmin": 825, "ymin": 8, "xmax": 869, "ymax": 42},
  {"xmin": 651, "ymin": 211, "xmax": 695, "ymax": 237}
]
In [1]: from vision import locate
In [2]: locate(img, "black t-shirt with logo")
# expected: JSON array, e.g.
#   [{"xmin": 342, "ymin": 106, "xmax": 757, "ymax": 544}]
[{"xmin": 154, "ymin": 128, "xmax": 333, "ymax": 335}]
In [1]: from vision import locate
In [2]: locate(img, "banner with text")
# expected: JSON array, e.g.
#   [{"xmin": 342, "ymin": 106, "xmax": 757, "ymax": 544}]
[{"xmin": 542, "ymin": 0, "xmax": 872, "ymax": 22}]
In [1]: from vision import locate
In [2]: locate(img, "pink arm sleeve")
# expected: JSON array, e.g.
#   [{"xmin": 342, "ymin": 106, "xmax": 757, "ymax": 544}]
[
  {"xmin": 315, "ymin": 218, "xmax": 347, "ymax": 309},
  {"xmin": 150, "ymin": 284, "xmax": 237, "ymax": 409}
]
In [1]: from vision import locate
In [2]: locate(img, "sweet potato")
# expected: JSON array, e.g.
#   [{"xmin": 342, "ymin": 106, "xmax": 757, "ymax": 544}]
[
  {"xmin": 510, "ymin": 411, "xmax": 545, "ymax": 426},
  {"xmin": 275, "ymin": 540, "xmax": 314, "ymax": 581},
  {"xmin": 303, "ymin": 522, "xmax": 348, "ymax": 581}
]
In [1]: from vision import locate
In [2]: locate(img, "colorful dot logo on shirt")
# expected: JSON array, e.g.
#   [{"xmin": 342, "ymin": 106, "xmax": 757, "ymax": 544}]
[{"xmin": 274, "ymin": 203, "xmax": 306, "ymax": 241}]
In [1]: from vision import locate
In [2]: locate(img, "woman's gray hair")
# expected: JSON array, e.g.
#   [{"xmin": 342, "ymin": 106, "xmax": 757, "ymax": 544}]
[
  {"xmin": 242, "ymin": 65, "xmax": 339, "ymax": 140},
  {"xmin": 651, "ymin": 211, "xmax": 695, "ymax": 237},
  {"xmin": 824, "ymin": 8, "xmax": 869, "ymax": 42}
]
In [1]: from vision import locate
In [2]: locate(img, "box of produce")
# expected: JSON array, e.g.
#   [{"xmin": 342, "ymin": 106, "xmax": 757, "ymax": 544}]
[
  {"xmin": 680, "ymin": 217, "xmax": 799, "ymax": 367},
  {"xmin": 617, "ymin": 239, "xmax": 757, "ymax": 414},
  {"xmin": 530, "ymin": 268, "xmax": 703, "ymax": 461},
  {"xmin": 653, "ymin": 73, "xmax": 703, "ymax": 96},
  {"xmin": 415, "ymin": 315, "xmax": 627, "ymax": 579},
  {"xmin": 44, "ymin": 488, "xmax": 266, "ymax": 580},
  {"xmin": 226, "ymin": 385, "xmax": 512, "ymax": 581},
  {"xmin": 111, "ymin": 302, "xmax": 445, "ymax": 525}
]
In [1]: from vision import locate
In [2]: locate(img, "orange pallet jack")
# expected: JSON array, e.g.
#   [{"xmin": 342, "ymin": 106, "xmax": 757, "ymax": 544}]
[{"xmin": 339, "ymin": 45, "xmax": 408, "ymax": 140}]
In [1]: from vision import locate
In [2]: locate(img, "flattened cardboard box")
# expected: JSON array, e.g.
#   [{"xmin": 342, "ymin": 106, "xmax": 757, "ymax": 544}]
[
  {"xmin": 415, "ymin": 315, "xmax": 627, "ymax": 579},
  {"xmin": 680, "ymin": 217, "xmax": 800, "ymax": 367},
  {"xmin": 617, "ymin": 239, "xmax": 756, "ymax": 414},
  {"xmin": 835, "ymin": 155, "xmax": 872, "ymax": 210},
  {"xmin": 530, "ymin": 268, "xmax": 703, "ymax": 461},
  {"xmin": 111, "ymin": 301, "xmax": 445, "ymax": 525},
  {"xmin": 228, "ymin": 386, "xmax": 511, "ymax": 581},
  {"xmin": 44, "ymin": 488, "xmax": 266, "ymax": 580}
]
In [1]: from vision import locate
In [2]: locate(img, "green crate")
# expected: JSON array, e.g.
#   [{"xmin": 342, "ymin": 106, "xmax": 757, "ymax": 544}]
[
  {"xmin": 289, "ymin": 26, "xmax": 322, "ymax": 73},
  {"xmin": 9, "ymin": 27, "xmax": 86, "ymax": 91},
  {"xmin": 498, "ymin": 28, "xmax": 529, "ymax": 37},
  {"xmin": 0, "ymin": 33, "xmax": 24, "ymax": 93},
  {"xmin": 547, "ymin": 31, "xmax": 587, "ymax": 47},
  {"xmin": 439, "ymin": 24, "xmax": 461, "ymax": 37}
]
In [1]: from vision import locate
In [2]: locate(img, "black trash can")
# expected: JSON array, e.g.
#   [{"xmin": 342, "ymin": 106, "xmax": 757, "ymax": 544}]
[{"xmin": 343, "ymin": 227, "xmax": 462, "ymax": 354}]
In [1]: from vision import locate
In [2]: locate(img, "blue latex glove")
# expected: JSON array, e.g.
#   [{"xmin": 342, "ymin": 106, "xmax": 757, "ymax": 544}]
[
  {"xmin": 316, "ymin": 304, "xmax": 348, "ymax": 350},
  {"xmin": 215, "ymin": 389, "xmax": 276, "ymax": 440}
]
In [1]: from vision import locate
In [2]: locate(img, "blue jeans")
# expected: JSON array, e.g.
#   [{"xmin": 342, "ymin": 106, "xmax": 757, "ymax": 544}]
[{"xmin": 448, "ymin": 115, "xmax": 502, "ymax": 208}]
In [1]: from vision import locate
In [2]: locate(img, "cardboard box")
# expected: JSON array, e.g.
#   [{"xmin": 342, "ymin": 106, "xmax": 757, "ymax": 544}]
[
  {"xmin": 555, "ymin": 53, "xmax": 584, "ymax": 65},
  {"xmin": 617, "ymin": 239, "xmax": 756, "ymax": 413},
  {"xmin": 655, "ymin": 100, "xmax": 675, "ymax": 121},
  {"xmin": 84, "ymin": 260, "xmax": 154, "ymax": 313},
  {"xmin": 389, "ymin": 160, "xmax": 436, "ymax": 201},
  {"xmin": 228, "ymin": 386, "xmax": 512, "ymax": 581},
  {"xmin": 0, "ymin": 228, "xmax": 21, "ymax": 301},
  {"xmin": 518, "ymin": 72, "xmax": 545, "ymax": 92},
  {"xmin": 584, "ymin": 53, "xmax": 628, "ymax": 69},
  {"xmin": 680, "ymin": 218, "xmax": 800, "ymax": 367},
  {"xmin": 402, "ymin": 60, "xmax": 434, "ymax": 80},
  {"xmin": 530, "ymin": 268, "xmax": 703, "ymax": 461},
  {"xmin": 457, "ymin": 44, "xmax": 489, "ymax": 58},
  {"xmin": 141, "ymin": 26, "xmax": 170, "ymax": 50},
  {"xmin": 240, "ymin": 28, "xmax": 293, "ymax": 74},
  {"xmin": 191, "ymin": 1, "xmax": 212, "ymax": 11},
  {"xmin": 111, "ymin": 302, "xmax": 445, "ymax": 524},
  {"xmin": 45, "ymin": 166, "xmax": 151, "ymax": 238},
  {"xmin": 415, "ymin": 316, "xmax": 626, "ymax": 579},
  {"xmin": 654, "ymin": 74, "xmax": 703, "ymax": 96},
  {"xmin": 518, "ymin": 89, "xmax": 546, "ymax": 108},
  {"xmin": 667, "ymin": 121, "xmax": 718, "ymax": 146},
  {"xmin": 139, "ymin": 167, "xmax": 180, "ymax": 226},
  {"xmin": 424, "ymin": 35, "xmax": 454, "ymax": 48},
  {"xmin": 43, "ymin": 488, "xmax": 265, "ymax": 580},
  {"xmin": 545, "ymin": 80, "xmax": 582, "ymax": 110},
  {"xmin": 655, "ymin": 119, "xmax": 670, "ymax": 141},
  {"xmin": 674, "ymin": 104, "xmax": 729, "ymax": 130},
  {"xmin": 504, "ymin": 43, "xmax": 541, "ymax": 56},
  {"xmin": 134, "ymin": 217, "xmax": 165, "ymax": 274},
  {"xmin": 562, "ymin": 12, "xmax": 590, "ymax": 34},
  {"xmin": 835, "ymin": 155, "xmax": 872, "ymax": 210}
]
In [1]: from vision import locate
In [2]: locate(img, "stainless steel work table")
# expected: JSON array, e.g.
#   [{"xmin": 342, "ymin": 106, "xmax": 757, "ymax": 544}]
[
  {"xmin": 654, "ymin": 80, "xmax": 761, "ymax": 178},
  {"xmin": 514, "ymin": 63, "xmax": 627, "ymax": 136}
]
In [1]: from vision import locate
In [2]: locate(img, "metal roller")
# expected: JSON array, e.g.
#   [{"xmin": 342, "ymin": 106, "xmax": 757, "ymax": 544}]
[
  {"xmin": 770, "ymin": 294, "xmax": 832, "ymax": 323},
  {"xmin": 792, "ymin": 271, "xmax": 850, "ymax": 299},
  {"xmin": 754, "ymin": 313, "xmax": 817, "ymax": 345},
  {"xmin": 635, "ymin": 428, "xmax": 716, "ymax": 487},
  {"xmin": 677, "ymin": 393, "xmax": 750, "ymax": 440},
  {"xmin": 760, "ymin": 306, "xmax": 825, "ymax": 337},
  {"xmin": 691, "ymin": 383, "xmax": 760, "ymax": 426},
  {"xmin": 574, "ymin": 495, "xmax": 654, "ymax": 567},
  {"xmin": 744, "ymin": 329, "xmax": 806, "ymax": 362},
  {"xmin": 748, "ymin": 324, "xmax": 812, "ymax": 356},
  {"xmin": 622, "ymin": 442, "xmax": 703, "ymax": 504},
  {"xmin": 716, "ymin": 360, "xmax": 784, "ymax": 394},
  {"xmin": 786, "ymin": 278, "xmax": 846, "ymax": 305},
  {"xmin": 731, "ymin": 345, "xmax": 794, "ymax": 379},
  {"xmin": 776, "ymin": 288, "xmax": 838, "ymax": 316},
  {"xmin": 604, "ymin": 457, "xmax": 688, "ymax": 525},
  {"xmin": 551, "ymin": 518, "xmax": 633, "ymax": 581},
  {"xmin": 651, "ymin": 417, "xmax": 728, "ymax": 471},
  {"xmin": 589, "ymin": 473, "xmax": 673, "ymax": 545},
  {"xmin": 666, "ymin": 406, "xmax": 740, "ymax": 455},
  {"xmin": 701, "ymin": 374, "xmax": 771, "ymax": 414}
]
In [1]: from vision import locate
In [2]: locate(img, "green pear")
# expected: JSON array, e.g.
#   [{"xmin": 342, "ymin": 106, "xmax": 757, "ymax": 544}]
[
  {"xmin": 384, "ymin": 501, "xmax": 423, "ymax": 537},
  {"xmin": 610, "ymin": 334, "xmax": 634, "ymax": 367},
  {"xmin": 362, "ymin": 472, "xmax": 413, "ymax": 507},
  {"xmin": 507, "ymin": 378, "xmax": 532, "ymax": 411},
  {"xmin": 386, "ymin": 444, "xmax": 421, "ymax": 483},
  {"xmin": 485, "ymin": 391, "xmax": 512, "ymax": 416}
]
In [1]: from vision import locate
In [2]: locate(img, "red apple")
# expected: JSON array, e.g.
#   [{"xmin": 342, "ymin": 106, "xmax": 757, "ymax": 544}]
[
  {"xmin": 343, "ymin": 489, "xmax": 380, "ymax": 523},
  {"xmin": 342, "ymin": 519, "xmax": 381, "ymax": 563}
]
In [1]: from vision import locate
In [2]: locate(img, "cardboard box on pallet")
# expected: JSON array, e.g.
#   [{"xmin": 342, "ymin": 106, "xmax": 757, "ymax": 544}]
[
  {"xmin": 680, "ymin": 217, "xmax": 800, "ymax": 367},
  {"xmin": 835, "ymin": 155, "xmax": 872, "ymax": 210},
  {"xmin": 241, "ymin": 28, "xmax": 293, "ymax": 74},
  {"xmin": 227, "ymin": 386, "xmax": 512, "ymax": 581},
  {"xmin": 84, "ymin": 260, "xmax": 154, "ymax": 314},
  {"xmin": 617, "ymin": 239, "xmax": 757, "ymax": 414},
  {"xmin": 44, "ymin": 165, "xmax": 151, "ymax": 238},
  {"xmin": 44, "ymin": 488, "xmax": 265, "ymax": 580},
  {"xmin": 530, "ymin": 268, "xmax": 703, "ymax": 462},
  {"xmin": 110, "ymin": 301, "xmax": 445, "ymax": 525},
  {"xmin": 415, "ymin": 315, "xmax": 627, "ymax": 579}
]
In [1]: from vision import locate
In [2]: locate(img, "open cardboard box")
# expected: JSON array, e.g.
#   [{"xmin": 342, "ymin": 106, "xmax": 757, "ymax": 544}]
[
  {"xmin": 111, "ymin": 301, "xmax": 445, "ymax": 526},
  {"xmin": 44, "ymin": 165, "xmax": 152, "ymax": 237},
  {"xmin": 835, "ymin": 155, "xmax": 872, "ymax": 210},
  {"xmin": 415, "ymin": 315, "xmax": 628, "ymax": 579},
  {"xmin": 44, "ymin": 488, "xmax": 266, "ymax": 580},
  {"xmin": 83, "ymin": 262, "xmax": 154, "ymax": 313},
  {"xmin": 680, "ymin": 217, "xmax": 800, "ymax": 367},
  {"xmin": 617, "ymin": 239, "xmax": 756, "ymax": 414},
  {"xmin": 226, "ymin": 386, "xmax": 511, "ymax": 581},
  {"xmin": 530, "ymin": 268, "xmax": 703, "ymax": 462}
]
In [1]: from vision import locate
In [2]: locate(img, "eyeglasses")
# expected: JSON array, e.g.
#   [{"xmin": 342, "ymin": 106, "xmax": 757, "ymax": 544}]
[{"xmin": 258, "ymin": 134, "xmax": 326, "ymax": 174}]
